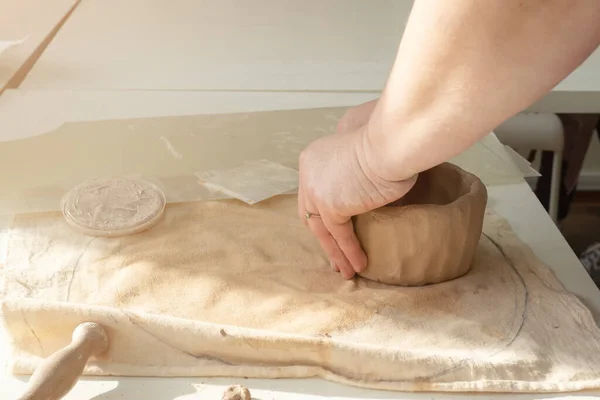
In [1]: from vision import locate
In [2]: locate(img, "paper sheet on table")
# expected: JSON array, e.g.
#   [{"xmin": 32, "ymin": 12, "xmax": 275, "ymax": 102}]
[
  {"xmin": 503, "ymin": 145, "xmax": 541, "ymax": 178},
  {"xmin": 0, "ymin": 107, "xmax": 525, "ymax": 216},
  {"xmin": 0, "ymin": 90, "xmax": 378, "ymax": 142},
  {"xmin": 197, "ymin": 160, "xmax": 299, "ymax": 205}
]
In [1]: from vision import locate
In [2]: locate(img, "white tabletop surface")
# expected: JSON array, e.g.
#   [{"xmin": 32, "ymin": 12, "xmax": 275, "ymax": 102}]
[
  {"xmin": 9, "ymin": 0, "xmax": 600, "ymax": 113},
  {"xmin": 1, "ymin": 1, "xmax": 600, "ymax": 398}
]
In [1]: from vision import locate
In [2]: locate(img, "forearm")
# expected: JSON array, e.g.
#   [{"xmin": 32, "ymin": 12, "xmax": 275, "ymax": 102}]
[{"xmin": 364, "ymin": 0, "xmax": 600, "ymax": 181}]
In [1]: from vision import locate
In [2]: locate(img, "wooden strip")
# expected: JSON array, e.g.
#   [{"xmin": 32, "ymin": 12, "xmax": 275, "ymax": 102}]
[{"xmin": 0, "ymin": 0, "xmax": 81, "ymax": 95}]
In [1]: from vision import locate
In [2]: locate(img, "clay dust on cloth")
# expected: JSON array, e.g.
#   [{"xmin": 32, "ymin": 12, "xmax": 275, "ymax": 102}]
[{"xmin": 1, "ymin": 195, "xmax": 600, "ymax": 393}]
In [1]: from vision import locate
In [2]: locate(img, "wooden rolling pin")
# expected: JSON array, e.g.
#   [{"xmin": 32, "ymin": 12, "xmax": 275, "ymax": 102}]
[{"xmin": 16, "ymin": 322, "xmax": 109, "ymax": 400}]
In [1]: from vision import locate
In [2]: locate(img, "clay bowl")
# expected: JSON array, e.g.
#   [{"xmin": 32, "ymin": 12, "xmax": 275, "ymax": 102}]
[{"xmin": 353, "ymin": 162, "xmax": 487, "ymax": 286}]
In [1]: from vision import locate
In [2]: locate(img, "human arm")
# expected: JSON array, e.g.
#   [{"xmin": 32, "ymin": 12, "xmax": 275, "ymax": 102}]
[
  {"xmin": 299, "ymin": 0, "xmax": 600, "ymax": 279},
  {"xmin": 364, "ymin": 0, "xmax": 600, "ymax": 181}
]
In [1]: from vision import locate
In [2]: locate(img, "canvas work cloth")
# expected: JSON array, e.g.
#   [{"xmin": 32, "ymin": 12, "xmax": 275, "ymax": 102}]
[{"xmin": 2, "ymin": 194, "xmax": 600, "ymax": 393}]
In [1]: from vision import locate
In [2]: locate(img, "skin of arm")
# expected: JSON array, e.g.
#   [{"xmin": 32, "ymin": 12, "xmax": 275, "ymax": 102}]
[
  {"xmin": 361, "ymin": 0, "xmax": 600, "ymax": 183},
  {"xmin": 298, "ymin": 0, "xmax": 600, "ymax": 278}
]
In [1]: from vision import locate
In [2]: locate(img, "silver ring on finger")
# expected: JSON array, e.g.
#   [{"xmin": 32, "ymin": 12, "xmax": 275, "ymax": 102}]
[{"xmin": 305, "ymin": 210, "xmax": 321, "ymax": 220}]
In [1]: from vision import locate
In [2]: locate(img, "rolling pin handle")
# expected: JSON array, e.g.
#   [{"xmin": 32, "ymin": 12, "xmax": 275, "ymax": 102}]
[{"xmin": 16, "ymin": 322, "xmax": 109, "ymax": 400}]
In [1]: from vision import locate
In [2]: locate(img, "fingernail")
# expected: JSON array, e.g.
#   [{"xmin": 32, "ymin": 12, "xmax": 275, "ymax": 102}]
[
  {"xmin": 357, "ymin": 262, "xmax": 367, "ymax": 273},
  {"xmin": 330, "ymin": 261, "xmax": 340, "ymax": 272},
  {"xmin": 342, "ymin": 270, "xmax": 355, "ymax": 280},
  {"xmin": 355, "ymin": 253, "xmax": 368, "ymax": 273}
]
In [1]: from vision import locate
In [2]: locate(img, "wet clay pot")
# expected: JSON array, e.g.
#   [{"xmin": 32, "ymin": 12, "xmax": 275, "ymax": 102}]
[{"xmin": 353, "ymin": 162, "xmax": 488, "ymax": 286}]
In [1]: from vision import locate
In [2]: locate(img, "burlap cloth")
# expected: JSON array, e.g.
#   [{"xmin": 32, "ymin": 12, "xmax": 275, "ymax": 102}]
[{"xmin": 2, "ymin": 194, "xmax": 600, "ymax": 393}]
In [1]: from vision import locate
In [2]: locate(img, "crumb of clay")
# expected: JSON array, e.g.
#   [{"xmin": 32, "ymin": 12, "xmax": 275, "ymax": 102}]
[
  {"xmin": 220, "ymin": 328, "xmax": 227, "ymax": 336},
  {"xmin": 222, "ymin": 385, "xmax": 251, "ymax": 400}
]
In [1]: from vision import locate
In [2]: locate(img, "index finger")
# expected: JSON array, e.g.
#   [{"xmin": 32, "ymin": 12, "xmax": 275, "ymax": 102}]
[
  {"xmin": 322, "ymin": 216, "xmax": 367, "ymax": 274},
  {"xmin": 307, "ymin": 215, "xmax": 355, "ymax": 279}
]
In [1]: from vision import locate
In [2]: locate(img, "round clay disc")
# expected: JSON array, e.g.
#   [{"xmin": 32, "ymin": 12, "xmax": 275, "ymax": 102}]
[{"xmin": 61, "ymin": 177, "xmax": 166, "ymax": 237}]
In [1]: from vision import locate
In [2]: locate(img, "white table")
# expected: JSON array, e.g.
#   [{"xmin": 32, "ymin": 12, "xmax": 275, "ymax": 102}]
[
  {"xmin": 2, "ymin": 1, "xmax": 600, "ymax": 399},
  {"xmin": 1, "ymin": 0, "xmax": 599, "ymax": 137},
  {"xmin": 5, "ymin": 0, "xmax": 600, "ymax": 113}
]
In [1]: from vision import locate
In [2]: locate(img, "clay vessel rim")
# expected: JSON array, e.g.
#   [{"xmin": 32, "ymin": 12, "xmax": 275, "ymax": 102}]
[{"xmin": 378, "ymin": 163, "xmax": 486, "ymax": 212}]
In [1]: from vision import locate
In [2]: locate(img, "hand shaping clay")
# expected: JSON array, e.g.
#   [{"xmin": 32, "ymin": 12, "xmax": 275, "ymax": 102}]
[{"xmin": 354, "ymin": 163, "xmax": 487, "ymax": 286}]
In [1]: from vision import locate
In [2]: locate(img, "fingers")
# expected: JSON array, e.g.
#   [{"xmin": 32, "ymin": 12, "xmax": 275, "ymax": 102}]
[
  {"xmin": 322, "ymin": 217, "xmax": 367, "ymax": 274},
  {"xmin": 306, "ymin": 214, "xmax": 355, "ymax": 279},
  {"xmin": 299, "ymin": 185, "xmax": 341, "ymax": 273},
  {"xmin": 300, "ymin": 188, "xmax": 364, "ymax": 279},
  {"xmin": 298, "ymin": 164, "xmax": 366, "ymax": 279},
  {"xmin": 301, "ymin": 187, "xmax": 354, "ymax": 278}
]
